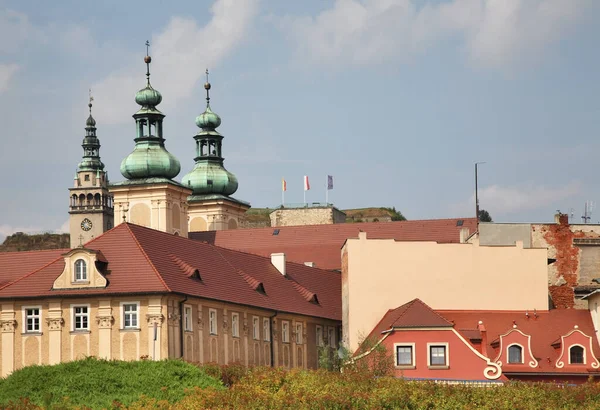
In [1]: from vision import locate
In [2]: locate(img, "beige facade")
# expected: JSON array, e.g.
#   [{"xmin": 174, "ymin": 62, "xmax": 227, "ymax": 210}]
[
  {"xmin": 0, "ymin": 295, "xmax": 338, "ymax": 377},
  {"xmin": 270, "ymin": 206, "xmax": 346, "ymax": 227},
  {"xmin": 341, "ymin": 232, "xmax": 549, "ymax": 351},
  {"xmin": 111, "ymin": 182, "xmax": 191, "ymax": 236},
  {"xmin": 188, "ymin": 197, "xmax": 250, "ymax": 232}
]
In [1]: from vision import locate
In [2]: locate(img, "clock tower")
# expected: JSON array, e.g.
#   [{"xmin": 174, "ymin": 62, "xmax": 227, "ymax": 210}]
[{"xmin": 68, "ymin": 97, "xmax": 114, "ymax": 248}]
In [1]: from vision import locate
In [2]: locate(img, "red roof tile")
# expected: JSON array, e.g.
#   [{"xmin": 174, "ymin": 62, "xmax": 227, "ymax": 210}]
[
  {"xmin": 366, "ymin": 299, "xmax": 453, "ymax": 340},
  {"xmin": 0, "ymin": 224, "xmax": 341, "ymax": 321},
  {"xmin": 366, "ymin": 299, "xmax": 600, "ymax": 375},
  {"xmin": 190, "ymin": 218, "xmax": 476, "ymax": 270},
  {"xmin": 0, "ymin": 249, "xmax": 67, "ymax": 287},
  {"xmin": 439, "ymin": 309, "xmax": 600, "ymax": 374}
]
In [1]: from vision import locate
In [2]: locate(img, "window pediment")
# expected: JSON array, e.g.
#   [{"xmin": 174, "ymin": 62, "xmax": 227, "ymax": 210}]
[
  {"xmin": 494, "ymin": 328, "xmax": 538, "ymax": 368},
  {"xmin": 555, "ymin": 328, "xmax": 600, "ymax": 369},
  {"xmin": 53, "ymin": 248, "xmax": 108, "ymax": 290}
]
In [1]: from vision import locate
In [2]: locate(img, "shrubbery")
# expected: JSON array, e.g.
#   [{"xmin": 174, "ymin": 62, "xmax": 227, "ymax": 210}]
[
  {"xmin": 4, "ymin": 359, "xmax": 600, "ymax": 409},
  {"xmin": 0, "ymin": 357, "xmax": 222, "ymax": 409}
]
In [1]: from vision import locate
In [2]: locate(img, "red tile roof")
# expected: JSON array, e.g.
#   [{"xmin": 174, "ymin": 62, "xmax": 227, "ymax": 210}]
[
  {"xmin": 366, "ymin": 298, "xmax": 600, "ymax": 375},
  {"xmin": 0, "ymin": 249, "xmax": 68, "ymax": 287},
  {"xmin": 368, "ymin": 299, "xmax": 453, "ymax": 337},
  {"xmin": 439, "ymin": 309, "xmax": 600, "ymax": 374},
  {"xmin": 0, "ymin": 223, "xmax": 341, "ymax": 321},
  {"xmin": 190, "ymin": 218, "xmax": 476, "ymax": 270}
]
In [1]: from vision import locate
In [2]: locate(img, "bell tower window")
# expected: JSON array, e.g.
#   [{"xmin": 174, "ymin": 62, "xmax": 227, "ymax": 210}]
[{"xmin": 74, "ymin": 259, "xmax": 87, "ymax": 282}]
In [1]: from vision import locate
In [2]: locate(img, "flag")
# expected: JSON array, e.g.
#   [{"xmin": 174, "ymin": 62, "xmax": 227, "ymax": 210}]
[
  {"xmin": 304, "ymin": 175, "xmax": 310, "ymax": 191},
  {"xmin": 282, "ymin": 178, "xmax": 287, "ymax": 192},
  {"xmin": 327, "ymin": 175, "xmax": 333, "ymax": 190}
]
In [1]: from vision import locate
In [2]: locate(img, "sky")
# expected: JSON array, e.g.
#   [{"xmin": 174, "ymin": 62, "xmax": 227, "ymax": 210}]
[{"xmin": 1, "ymin": 0, "xmax": 599, "ymax": 241}]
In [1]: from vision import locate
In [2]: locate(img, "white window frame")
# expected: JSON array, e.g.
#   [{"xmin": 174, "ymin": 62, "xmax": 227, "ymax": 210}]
[
  {"xmin": 427, "ymin": 343, "xmax": 449, "ymax": 367},
  {"xmin": 569, "ymin": 344, "xmax": 586, "ymax": 364},
  {"xmin": 253, "ymin": 316, "xmax": 260, "ymax": 340},
  {"xmin": 71, "ymin": 304, "xmax": 90, "ymax": 331},
  {"xmin": 183, "ymin": 305, "xmax": 193, "ymax": 332},
  {"xmin": 231, "ymin": 313, "xmax": 239, "ymax": 338},
  {"xmin": 74, "ymin": 259, "xmax": 88, "ymax": 282},
  {"xmin": 316, "ymin": 325, "xmax": 324, "ymax": 347},
  {"xmin": 263, "ymin": 318, "xmax": 271, "ymax": 341},
  {"xmin": 209, "ymin": 308, "xmax": 217, "ymax": 335},
  {"xmin": 295, "ymin": 323, "xmax": 303, "ymax": 344},
  {"xmin": 328, "ymin": 326, "xmax": 336, "ymax": 348},
  {"xmin": 507, "ymin": 343, "xmax": 524, "ymax": 364},
  {"xmin": 120, "ymin": 301, "xmax": 140, "ymax": 330},
  {"xmin": 282, "ymin": 320, "xmax": 290, "ymax": 343},
  {"xmin": 394, "ymin": 343, "xmax": 416, "ymax": 367},
  {"xmin": 23, "ymin": 306, "xmax": 42, "ymax": 333}
]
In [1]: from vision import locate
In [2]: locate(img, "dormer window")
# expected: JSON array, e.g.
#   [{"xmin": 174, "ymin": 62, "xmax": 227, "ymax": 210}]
[
  {"xmin": 570, "ymin": 345, "xmax": 585, "ymax": 364},
  {"xmin": 508, "ymin": 344, "xmax": 523, "ymax": 364},
  {"xmin": 74, "ymin": 259, "xmax": 87, "ymax": 282}
]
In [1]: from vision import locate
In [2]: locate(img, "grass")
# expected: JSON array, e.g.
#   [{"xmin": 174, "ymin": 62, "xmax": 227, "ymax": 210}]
[{"xmin": 0, "ymin": 357, "xmax": 222, "ymax": 409}]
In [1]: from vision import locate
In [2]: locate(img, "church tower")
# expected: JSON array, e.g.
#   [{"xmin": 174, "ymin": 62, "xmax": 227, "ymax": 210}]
[
  {"xmin": 69, "ymin": 97, "xmax": 114, "ymax": 248},
  {"xmin": 181, "ymin": 70, "xmax": 250, "ymax": 232},
  {"xmin": 110, "ymin": 42, "xmax": 191, "ymax": 235}
]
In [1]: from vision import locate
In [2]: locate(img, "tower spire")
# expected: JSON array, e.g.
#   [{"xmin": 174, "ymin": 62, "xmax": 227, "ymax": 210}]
[
  {"xmin": 204, "ymin": 68, "xmax": 211, "ymax": 107},
  {"xmin": 88, "ymin": 88, "xmax": 94, "ymax": 115},
  {"xmin": 145, "ymin": 40, "xmax": 151, "ymax": 86}
]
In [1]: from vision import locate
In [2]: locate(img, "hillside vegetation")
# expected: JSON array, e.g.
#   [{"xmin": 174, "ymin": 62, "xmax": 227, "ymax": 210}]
[
  {"xmin": 0, "ymin": 232, "xmax": 69, "ymax": 252},
  {"xmin": 4, "ymin": 361, "xmax": 600, "ymax": 409}
]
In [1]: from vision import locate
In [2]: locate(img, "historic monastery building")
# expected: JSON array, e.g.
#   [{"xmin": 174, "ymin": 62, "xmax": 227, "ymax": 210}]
[{"xmin": 2, "ymin": 47, "xmax": 600, "ymax": 384}]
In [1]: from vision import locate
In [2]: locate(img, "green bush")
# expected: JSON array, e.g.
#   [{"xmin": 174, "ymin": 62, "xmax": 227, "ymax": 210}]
[{"xmin": 0, "ymin": 357, "xmax": 222, "ymax": 409}]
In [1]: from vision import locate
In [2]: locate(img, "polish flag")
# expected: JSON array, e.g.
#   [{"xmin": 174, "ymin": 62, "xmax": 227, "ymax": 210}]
[{"xmin": 304, "ymin": 175, "xmax": 310, "ymax": 191}]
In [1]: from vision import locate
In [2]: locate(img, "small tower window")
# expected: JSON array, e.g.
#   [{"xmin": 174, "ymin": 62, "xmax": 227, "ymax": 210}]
[
  {"xmin": 74, "ymin": 259, "xmax": 87, "ymax": 282},
  {"xmin": 508, "ymin": 345, "xmax": 523, "ymax": 364},
  {"xmin": 84, "ymin": 175, "xmax": 90, "ymax": 181},
  {"xmin": 570, "ymin": 345, "xmax": 584, "ymax": 364}
]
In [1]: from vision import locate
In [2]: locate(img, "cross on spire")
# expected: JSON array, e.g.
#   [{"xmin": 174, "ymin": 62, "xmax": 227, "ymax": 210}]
[
  {"xmin": 204, "ymin": 68, "xmax": 211, "ymax": 106},
  {"xmin": 88, "ymin": 88, "xmax": 94, "ymax": 114},
  {"xmin": 144, "ymin": 40, "xmax": 152, "ymax": 85}
]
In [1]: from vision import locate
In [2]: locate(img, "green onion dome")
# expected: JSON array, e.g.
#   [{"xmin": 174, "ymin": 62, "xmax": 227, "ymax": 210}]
[
  {"xmin": 181, "ymin": 162, "xmax": 238, "ymax": 196},
  {"xmin": 195, "ymin": 105, "xmax": 221, "ymax": 129},
  {"xmin": 120, "ymin": 141, "xmax": 180, "ymax": 180},
  {"xmin": 135, "ymin": 85, "xmax": 162, "ymax": 107}
]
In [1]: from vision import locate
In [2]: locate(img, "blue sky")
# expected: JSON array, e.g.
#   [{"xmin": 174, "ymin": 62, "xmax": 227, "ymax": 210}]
[{"xmin": 1, "ymin": 0, "xmax": 599, "ymax": 240}]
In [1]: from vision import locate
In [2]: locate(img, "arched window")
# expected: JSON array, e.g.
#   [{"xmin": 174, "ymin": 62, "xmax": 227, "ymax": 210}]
[
  {"xmin": 570, "ymin": 345, "xmax": 584, "ymax": 364},
  {"xmin": 74, "ymin": 259, "xmax": 87, "ymax": 282},
  {"xmin": 508, "ymin": 345, "xmax": 523, "ymax": 364}
]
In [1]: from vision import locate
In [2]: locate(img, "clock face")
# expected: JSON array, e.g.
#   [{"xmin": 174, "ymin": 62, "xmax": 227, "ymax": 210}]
[{"xmin": 81, "ymin": 218, "xmax": 93, "ymax": 231}]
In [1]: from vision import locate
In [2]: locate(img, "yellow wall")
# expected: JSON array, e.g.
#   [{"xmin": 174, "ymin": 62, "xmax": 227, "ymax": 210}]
[
  {"xmin": 0, "ymin": 295, "xmax": 339, "ymax": 377},
  {"xmin": 342, "ymin": 233, "xmax": 549, "ymax": 351}
]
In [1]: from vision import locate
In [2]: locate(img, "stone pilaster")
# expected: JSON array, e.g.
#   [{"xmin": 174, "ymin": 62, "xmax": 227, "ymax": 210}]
[
  {"xmin": 1, "ymin": 304, "xmax": 16, "ymax": 377},
  {"xmin": 223, "ymin": 309, "xmax": 229, "ymax": 364},
  {"xmin": 197, "ymin": 305, "xmax": 204, "ymax": 363},
  {"xmin": 96, "ymin": 299, "xmax": 113, "ymax": 359},
  {"xmin": 243, "ymin": 313, "xmax": 249, "ymax": 366},
  {"xmin": 147, "ymin": 297, "xmax": 164, "ymax": 360}
]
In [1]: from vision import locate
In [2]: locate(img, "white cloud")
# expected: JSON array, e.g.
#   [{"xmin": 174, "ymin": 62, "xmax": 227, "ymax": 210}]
[
  {"xmin": 0, "ymin": 63, "xmax": 19, "ymax": 93},
  {"xmin": 91, "ymin": 0, "xmax": 260, "ymax": 125},
  {"xmin": 452, "ymin": 181, "xmax": 582, "ymax": 216},
  {"xmin": 278, "ymin": 0, "xmax": 591, "ymax": 68},
  {"xmin": 0, "ymin": 8, "xmax": 38, "ymax": 53}
]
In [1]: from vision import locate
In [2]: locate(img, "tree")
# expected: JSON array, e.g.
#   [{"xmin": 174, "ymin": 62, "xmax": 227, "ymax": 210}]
[{"xmin": 478, "ymin": 209, "xmax": 493, "ymax": 222}]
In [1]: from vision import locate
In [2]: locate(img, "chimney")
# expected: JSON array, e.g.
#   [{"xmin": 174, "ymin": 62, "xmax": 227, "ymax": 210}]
[
  {"xmin": 358, "ymin": 231, "xmax": 367, "ymax": 240},
  {"xmin": 459, "ymin": 228, "xmax": 470, "ymax": 243},
  {"xmin": 304, "ymin": 262, "xmax": 315, "ymax": 268},
  {"xmin": 477, "ymin": 320, "xmax": 488, "ymax": 356},
  {"xmin": 271, "ymin": 253, "xmax": 286, "ymax": 276},
  {"xmin": 554, "ymin": 212, "xmax": 569, "ymax": 225}
]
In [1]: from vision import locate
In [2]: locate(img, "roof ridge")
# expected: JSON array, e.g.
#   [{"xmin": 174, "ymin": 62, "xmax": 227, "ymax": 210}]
[
  {"xmin": 416, "ymin": 299, "xmax": 454, "ymax": 325},
  {"xmin": 0, "ymin": 248, "xmax": 70, "ymax": 255},
  {"xmin": 0, "ymin": 253, "xmax": 64, "ymax": 291},
  {"xmin": 124, "ymin": 224, "xmax": 171, "ymax": 292}
]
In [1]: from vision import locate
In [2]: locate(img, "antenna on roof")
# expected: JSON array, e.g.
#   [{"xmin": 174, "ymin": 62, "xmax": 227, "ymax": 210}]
[{"xmin": 582, "ymin": 201, "xmax": 595, "ymax": 224}]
